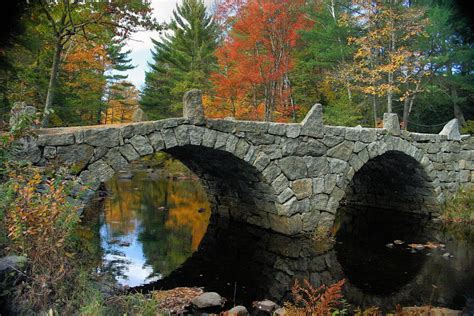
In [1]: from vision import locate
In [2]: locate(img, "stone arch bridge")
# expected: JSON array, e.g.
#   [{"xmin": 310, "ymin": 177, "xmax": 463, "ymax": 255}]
[{"xmin": 26, "ymin": 92, "xmax": 473, "ymax": 235}]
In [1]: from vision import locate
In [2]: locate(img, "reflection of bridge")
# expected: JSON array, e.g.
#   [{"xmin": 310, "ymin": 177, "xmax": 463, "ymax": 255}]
[{"xmin": 25, "ymin": 90, "xmax": 473, "ymax": 235}]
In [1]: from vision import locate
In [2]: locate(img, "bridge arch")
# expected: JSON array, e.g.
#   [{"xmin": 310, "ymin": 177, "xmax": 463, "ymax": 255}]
[
  {"xmin": 57, "ymin": 122, "xmax": 283, "ymax": 231},
  {"xmin": 325, "ymin": 137, "xmax": 442, "ymax": 229}
]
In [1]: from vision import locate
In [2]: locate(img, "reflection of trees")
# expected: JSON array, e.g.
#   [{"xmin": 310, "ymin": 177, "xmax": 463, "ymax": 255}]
[
  {"xmin": 137, "ymin": 177, "xmax": 210, "ymax": 279},
  {"xmin": 100, "ymin": 159, "xmax": 211, "ymax": 281}
]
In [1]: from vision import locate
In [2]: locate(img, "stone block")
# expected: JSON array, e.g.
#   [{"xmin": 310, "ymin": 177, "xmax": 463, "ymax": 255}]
[
  {"xmin": 119, "ymin": 144, "xmax": 140, "ymax": 162},
  {"xmin": 286, "ymin": 124, "xmax": 301, "ymax": 138},
  {"xmin": 326, "ymin": 141, "xmax": 354, "ymax": 161},
  {"xmin": 57, "ymin": 144, "xmax": 94, "ymax": 169},
  {"xmin": 439, "ymin": 118, "xmax": 461, "ymax": 141},
  {"xmin": 87, "ymin": 159, "xmax": 115, "ymax": 183},
  {"xmin": 278, "ymin": 156, "xmax": 307, "ymax": 180},
  {"xmin": 262, "ymin": 163, "xmax": 282, "ymax": 183},
  {"xmin": 153, "ymin": 118, "xmax": 179, "ymax": 130},
  {"xmin": 272, "ymin": 173, "xmax": 290, "ymax": 195},
  {"xmin": 383, "ymin": 113, "xmax": 401, "ymax": 136},
  {"xmin": 268, "ymin": 122, "xmax": 287, "ymax": 135},
  {"xmin": 253, "ymin": 152, "xmax": 271, "ymax": 171},
  {"xmin": 84, "ymin": 127, "xmax": 120, "ymax": 147},
  {"xmin": 148, "ymin": 131, "xmax": 165, "ymax": 150},
  {"xmin": 202, "ymin": 128, "xmax": 217, "ymax": 147},
  {"xmin": 214, "ymin": 132, "xmax": 229, "ymax": 150},
  {"xmin": 268, "ymin": 213, "xmax": 303, "ymax": 235},
  {"xmin": 291, "ymin": 178, "xmax": 313, "ymax": 200},
  {"xmin": 105, "ymin": 148, "xmax": 128, "ymax": 171},
  {"xmin": 183, "ymin": 89, "xmax": 205, "ymax": 125},
  {"xmin": 43, "ymin": 146, "xmax": 56, "ymax": 159},
  {"xmin": 38, "ymin": 133, "xmax": 75, "ymax": 146},
  {"xmin": 306, "ymin": 157, "xmax": 330, "ymax": 176},
  {"xmin": 234, "ymin": 139, "xmax": 250, "ymax": 159},
  {"xmin": 300, "ymin": 103, "xmax": 323, "ymax": 138},
  {"xmin": 188, "ymin": 126, "xmax": 205, "ymax": 145},
  {"xmin": 129, "ymin": 135, "xmax": 154, "ymax": 156}
]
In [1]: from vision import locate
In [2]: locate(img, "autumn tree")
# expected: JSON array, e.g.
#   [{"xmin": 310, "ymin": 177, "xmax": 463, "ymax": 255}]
[
  {"xmin": 102, "ymin": 81, "xmax": 140, "ymax": 124},
  {"xmin": 141, "ymin": 0, "xmax": 218, "ymax": 119},
  {"xmin": 212, "ymin": 0, "xmax": 311, "ymax": 122},
  {"xmin": 36, "ymin": 0, "xmax": 158, "ymax": 126}
]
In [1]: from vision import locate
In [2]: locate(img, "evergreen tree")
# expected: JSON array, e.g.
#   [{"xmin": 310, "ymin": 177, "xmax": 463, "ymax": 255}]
[{"xmin": 141, "ymin": 0, "xmax": 218, "ymax": 119}]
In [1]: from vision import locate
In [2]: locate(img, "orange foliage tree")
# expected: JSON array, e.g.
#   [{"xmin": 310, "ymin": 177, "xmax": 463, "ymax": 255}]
[{"xmin": 209, "ymin": 0, "xmax": 312, "ymax": 122}]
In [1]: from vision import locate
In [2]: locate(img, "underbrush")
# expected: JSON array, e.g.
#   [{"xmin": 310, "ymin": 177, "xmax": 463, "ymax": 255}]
[{"xmin": 441, "ymin": 187, "xmax": 474, "ymax": 223}]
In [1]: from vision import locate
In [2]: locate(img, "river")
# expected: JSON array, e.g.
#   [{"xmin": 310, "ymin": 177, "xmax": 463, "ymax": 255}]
[{"xmin": 81, "ymin": 153, "xmax": 474, "ymax": 312}]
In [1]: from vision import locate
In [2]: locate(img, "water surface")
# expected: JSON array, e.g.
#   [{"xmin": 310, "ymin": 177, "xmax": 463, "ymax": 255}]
[{"xmin": 82, "ymin": 156, "xmax": 474, "ymax": 312}]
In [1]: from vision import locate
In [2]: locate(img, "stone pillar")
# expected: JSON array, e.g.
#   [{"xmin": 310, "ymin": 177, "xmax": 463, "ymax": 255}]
[
  {"xmin": 183, "ymin": 89, "xmax": 205, "ymax": 125},
  {"xmin": 439, "ymin": 118, "xmax": 461, "ymax": 140},
  {"xmin": 300, "ymin": 103, "xmax": 324, "ymax": 138},
  {"xmin": 383, "ymin": 113, "xmax": 400, "ymax": 136}
]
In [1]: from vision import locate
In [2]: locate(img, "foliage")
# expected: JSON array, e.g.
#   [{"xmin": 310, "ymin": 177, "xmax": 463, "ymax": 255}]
[
  {"xmin": 441, "ymin": 187, "xmax": 474, "ymax": 223},
  {"xmin": 284, "ymin": 278, "xmax": 346, "ymax": 315},
  {"xmin": 141, "ymin": 0, "xmax": 218, "ymax": 120},
  {"xmin": 461, "ymin": 120, "xmax": 474, "ymax": 134},
  {"xmin": 211, "ymin": 0, "xmax": 311, "ymax": 122},
  {"xmin": 4, "ymin": 165, "xmax": 86, "ymax": 313}
]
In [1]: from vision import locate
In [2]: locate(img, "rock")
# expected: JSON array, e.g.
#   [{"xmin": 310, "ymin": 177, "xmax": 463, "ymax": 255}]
[
  {"xmin": 439, "ymin": 118, "xmax": 461, "ymax": 140},
  {"xmin": 291, "ymin": 179, "xmax": 313, "ymax": 200},
  {"xmin": 131, "ymin": 108, "xmax": 148, "ymax": 122},
  {"xmin": 84, "ymin": 127, "xmax": 120, "ymax": 147},
  {"xmin": 129, "ymin": 135, "xmax": 154, "ymax": 156},
  {"xmin": 274, "ymin": 307, "xmax": 287, "ymax": 315},
  {"xmin": 385, "ymin": 243, "xmax": 394, "ymax": 248},
  {"xmin": 11, "ymin": 135, "xmax": 41, "ymax": 163},
  {"xmin": 9, "ymin": 101, "xmax": 37, "ymax": 129},
  {"xmin": 278, "ymin": 157, "xmax": 307, "ymax": 180},
  {"xmin": 383, "ymin": 113, "xmax": 401, "ymax": 136},
  {"xmin": 226, "ymin": 305, "xmax": 249, "ymax": 315},
  {"xmin": 300, "ymin": 103, "xmax": 323, "ymax": 137},
  {"xmin": 183, "ymin": 89, "xmax": 205, "ymax": 125},
  {"xmin": 0, "ymin": 256, "xmax": 27, "ymax": 273},
  {"xmin": 253, "ymin": 299, "xmax": 278, "ymax": 313},
  {"xmin": 57, "ymin": 144, "xmax": 94, "ymax": 169},
  {"xmin": 394, "ymin": 240, "xmax": 404, "ymax": 245},
  {"xmin": 191, "ymin": 292, "xmax": 223, "ymax": 309}
]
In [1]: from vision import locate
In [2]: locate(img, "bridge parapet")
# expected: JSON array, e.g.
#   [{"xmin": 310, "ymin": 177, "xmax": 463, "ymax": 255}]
[{"xmin": 22, "ymin": 96, "xmax": 473, "ymax": 235}]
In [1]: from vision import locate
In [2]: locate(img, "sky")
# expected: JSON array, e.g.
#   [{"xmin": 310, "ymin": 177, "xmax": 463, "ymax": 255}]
[{"xmin": 124, "ymin": 0, "xmax": 214, "ymax": 91}]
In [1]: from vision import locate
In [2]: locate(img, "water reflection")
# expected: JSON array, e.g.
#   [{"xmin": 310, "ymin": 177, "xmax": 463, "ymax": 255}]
[
  {"xmin": 94, "ymin": 155, "xmax": 211, "ymax": 286},
  {"xmin": 83, "ymin": 156, "xmax": 474, "ymax": 312}
]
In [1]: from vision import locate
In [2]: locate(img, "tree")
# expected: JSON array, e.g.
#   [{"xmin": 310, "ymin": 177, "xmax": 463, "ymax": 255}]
[
  {"xmin": 212, "ymin": 0, "xmax": 311, "ymax": 122},
  {"xmin": 346, "ymin": 0, "xmax": 428, "ymax": 125},
  {"xmin": 141, "ymin": 0, "xmax": 218, "ymax": 119},
  {"xmin": 102, "ymin": 81, "xmax": 140, "ymax": 124},
  {"xmin": 292, "ymin": 0, "xmax": 361, "ymax": 124},
  {"xmin": 36, "ymin": 0, "xmax": 158, "ymax": 126}
]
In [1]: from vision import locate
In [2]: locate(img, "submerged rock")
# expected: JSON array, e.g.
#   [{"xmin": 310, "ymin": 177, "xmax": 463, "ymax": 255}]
[
  {"xmin": 253, "ymin": 299, "xmax": 279, "ymax": 313},
  {"xmin": 191, "ymin": 292, "xmax": 224, "ymax": 309},
  {"xmin": 225, "ymin": 305, "xmax": 249, "ymax": 315}
]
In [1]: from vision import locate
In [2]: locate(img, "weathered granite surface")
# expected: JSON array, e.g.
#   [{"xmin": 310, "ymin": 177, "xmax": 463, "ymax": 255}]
[{"xmin": 26, "ymin": 94, "xmax": 474, "ymax": 235}]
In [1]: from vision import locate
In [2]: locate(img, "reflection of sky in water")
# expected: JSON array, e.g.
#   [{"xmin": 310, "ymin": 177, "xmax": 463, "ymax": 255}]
[
  {"xmin": 97, "ymin": 160, "xmax": 211, "ymax": 288},
  {"xmin": 100, "ymin": 217, "xmax": 161, "ymax": 287}
]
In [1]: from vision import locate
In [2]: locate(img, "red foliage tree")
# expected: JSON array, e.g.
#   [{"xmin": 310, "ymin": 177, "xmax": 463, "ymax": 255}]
[{"xmin": 210, "ymin": 0, "xmax": 312, "ymax": 122}]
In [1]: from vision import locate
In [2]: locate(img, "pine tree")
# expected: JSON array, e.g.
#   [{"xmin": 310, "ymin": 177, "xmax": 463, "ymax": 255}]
[{"xmin": 141, "ymin": 0, "xmax": 218, "ymax": 119}]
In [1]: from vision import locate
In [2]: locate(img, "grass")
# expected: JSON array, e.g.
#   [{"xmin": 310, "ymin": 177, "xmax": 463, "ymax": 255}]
[{"xmin": 441, "ymin": 186, "xmax": 474, "ymax": 223}]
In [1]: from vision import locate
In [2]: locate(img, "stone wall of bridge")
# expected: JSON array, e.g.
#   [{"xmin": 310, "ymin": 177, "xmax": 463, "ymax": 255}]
[{"xmin": 22, "ymin": 96, "xmax": 473, "ymax": 235}]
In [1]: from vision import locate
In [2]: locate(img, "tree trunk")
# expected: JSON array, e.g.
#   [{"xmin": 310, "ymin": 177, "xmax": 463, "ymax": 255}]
[
  {"xmin": 451, "ymin": 86, "xmax": 466, "ymax": 126},
  {"xmin": 402, "ymin": 97, "xmax": 410, "ymax": 130},
  {"xmin": 372, "ymin": 96, "xmax": 378, "ymax": 127},
  {"xmin": 387, "ymin": 72, "xmax": 393, "ymax": 113},
  {"xmin": 41, "ymin": 39, "xmax": 62, "ymax": 127}
]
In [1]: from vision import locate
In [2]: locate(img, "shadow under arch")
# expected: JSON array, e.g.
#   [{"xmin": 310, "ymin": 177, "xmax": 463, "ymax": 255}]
[
  {"xmin": 333, "ymin": 149, "xmax": 440, "ymax": 303},
  {"xmin": 162, "ymin": 144, "xmax": 276, "ymax": 228}
]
